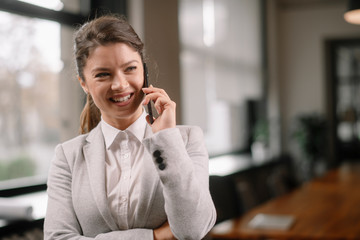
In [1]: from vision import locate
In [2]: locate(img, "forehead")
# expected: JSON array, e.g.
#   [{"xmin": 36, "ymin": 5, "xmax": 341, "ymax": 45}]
[{"xmin": 86, "ymin": 42, "xmax": 141, "ymax": 67}]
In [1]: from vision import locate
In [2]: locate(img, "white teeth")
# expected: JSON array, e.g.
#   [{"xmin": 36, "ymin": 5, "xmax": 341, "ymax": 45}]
[{"xmin": 112, "ymin": 94, "xmax": 131, "ymax": 102}]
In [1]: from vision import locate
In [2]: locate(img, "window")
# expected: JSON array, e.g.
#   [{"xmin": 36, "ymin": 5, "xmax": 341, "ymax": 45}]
[
  {"xmin": 0, "ymin": 0, "xmax": 86, "ymax": 191},
  {"xmin": 0, "ymin": 11, "xmax": 61, "ymax": 186},
  {"xmin": 179, "ymin": 0, "xmax": 264, "ymax": 156}
]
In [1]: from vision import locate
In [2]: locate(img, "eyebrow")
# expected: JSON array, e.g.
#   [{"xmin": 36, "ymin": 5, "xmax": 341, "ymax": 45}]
[{"xmin": 90, "ymin": 60, "xmax": 140, "ymax": 75}]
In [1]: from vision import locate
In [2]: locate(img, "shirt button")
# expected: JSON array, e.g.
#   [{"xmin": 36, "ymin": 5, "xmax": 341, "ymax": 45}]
[{"xmin": 124, "ymin": 153, "xmax": 130, "ymax": 158}]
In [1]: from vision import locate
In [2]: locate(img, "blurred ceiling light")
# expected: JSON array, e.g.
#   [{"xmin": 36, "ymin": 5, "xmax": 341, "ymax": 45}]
[
  {"xmin": 344, "ymin": 0, "xmax": 360, "ymax": 25},
  {"xmin": 17, "ymin": 0, "xmax": 64, "ymax": 11}
]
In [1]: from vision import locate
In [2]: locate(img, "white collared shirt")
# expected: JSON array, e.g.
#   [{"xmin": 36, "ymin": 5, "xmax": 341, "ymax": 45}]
[{"xmin": 101, "ymin": 110, "xmax": 147, "ymax": 230}]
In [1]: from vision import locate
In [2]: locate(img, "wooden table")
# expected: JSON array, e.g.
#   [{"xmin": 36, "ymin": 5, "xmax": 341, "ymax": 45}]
[{"xmin": 210, "ymin": 162, "xmax": 360, "ymax": 240}]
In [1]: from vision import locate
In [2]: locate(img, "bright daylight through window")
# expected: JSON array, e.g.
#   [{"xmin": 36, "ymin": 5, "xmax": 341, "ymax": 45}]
[
  {"xmin": 17, "ymin": 0, "xmax": 64, "ymax": 11},
  {"xmin": 0, "ymin": 11, "xmax": 62, "ymax": 188}
]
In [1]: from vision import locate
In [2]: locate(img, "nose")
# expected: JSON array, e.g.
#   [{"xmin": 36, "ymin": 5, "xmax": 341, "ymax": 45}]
[{"xmin": 111, "ymin": 73, "xmax": 129, "ymax": 90}]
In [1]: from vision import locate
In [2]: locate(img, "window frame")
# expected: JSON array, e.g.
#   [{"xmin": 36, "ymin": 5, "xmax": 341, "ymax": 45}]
[
  {"xmin": 0, "ymin": 0, "xmax": 126, "ymax": 196},
  {"xmin": 0, "ymin": 1, "xmax": 86, "ymax": 27}
]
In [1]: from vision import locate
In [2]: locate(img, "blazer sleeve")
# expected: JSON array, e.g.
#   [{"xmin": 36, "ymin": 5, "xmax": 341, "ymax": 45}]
[
  {"xmin": 143, "ymin": 126, "xmax": 217, "ymax": 240},
  {"xmin": 44, "ymin": 144, "xmax": 154, "ymax": 240}
]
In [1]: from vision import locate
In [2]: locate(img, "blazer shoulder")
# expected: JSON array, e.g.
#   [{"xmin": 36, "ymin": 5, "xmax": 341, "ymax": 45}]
[
  {"xmin": 60, "ymin": 133, "xmax": 89, "ymax": 152},
  {"xmin": 59, "ymin": 123, "xmax": 101, "ymax": 152},
  {"xmin": 177, "ymin": 125, "xmax": 204, "ymax": 136},
  {"xmin": 50, "ymin": 133, "xmax": 89, "ymax": 175},
  {"xmin": 176, "ymin": 125, "xmax": 205, "ymax": 145}
]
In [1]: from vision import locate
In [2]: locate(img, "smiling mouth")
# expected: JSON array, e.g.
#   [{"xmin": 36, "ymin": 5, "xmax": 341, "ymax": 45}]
[{"xmin": 110, "ymin": 94, "xmax": 132, "ymax": 103}]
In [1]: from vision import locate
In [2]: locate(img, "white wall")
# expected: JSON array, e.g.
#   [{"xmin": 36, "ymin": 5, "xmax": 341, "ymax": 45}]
[{"xmin": 268, "ymin": 0, "xmax": 360, "ymax": 157}]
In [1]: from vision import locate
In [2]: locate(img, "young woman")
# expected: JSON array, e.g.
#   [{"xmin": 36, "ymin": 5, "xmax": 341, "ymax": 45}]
[{"xmin": 44, "ymin": 15, "xmax": 216, "ymax": 240}]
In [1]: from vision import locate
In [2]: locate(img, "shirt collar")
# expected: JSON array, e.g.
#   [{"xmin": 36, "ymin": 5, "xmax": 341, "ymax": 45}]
[{"xmin": 101, "ymin": 109, "xmax": 147, "ymax": 149}]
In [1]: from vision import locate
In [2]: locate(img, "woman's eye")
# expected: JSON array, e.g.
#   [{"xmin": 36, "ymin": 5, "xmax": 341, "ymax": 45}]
[
  {"xmin": 125, "ymin": 66, "xmax": 137, "ymax": 72},
  {"xmin": 95, "ymin": 72, "xmax": 110, "ymax": 78}
]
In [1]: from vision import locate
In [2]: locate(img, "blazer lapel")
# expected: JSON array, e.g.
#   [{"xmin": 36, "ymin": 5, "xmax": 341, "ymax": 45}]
[{"xmin": 83, "ymin": 124, "xmax": 118, "ymax": 230}]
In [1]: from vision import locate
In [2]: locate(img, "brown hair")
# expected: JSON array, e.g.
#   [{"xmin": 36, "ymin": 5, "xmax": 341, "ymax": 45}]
[{"xmin": 74, "ymin": 15, "xmax": 145, "ymax": 134}]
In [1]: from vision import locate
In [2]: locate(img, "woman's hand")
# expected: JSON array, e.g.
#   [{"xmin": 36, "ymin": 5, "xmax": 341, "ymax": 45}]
[
  {"xmin": 142, "ymin": 85, "xmax": 176, "ymax": 133},
  {"xmin": 153, "ymin": 221, "xmax": 177, "ymax": 240}
]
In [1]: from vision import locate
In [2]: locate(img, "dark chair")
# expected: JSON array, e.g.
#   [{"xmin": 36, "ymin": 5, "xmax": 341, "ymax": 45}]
[
  {"xmin": 266, "ymin": 165, "xmax": 299, "ymax": 198},
  {"xmin": 209, "ymin": 175, "xmax": 243, "ymax": 224}
]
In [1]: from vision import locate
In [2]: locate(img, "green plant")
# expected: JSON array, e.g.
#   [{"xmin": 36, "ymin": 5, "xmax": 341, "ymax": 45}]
[
  {"xmin": 0, "ymin": 161, "xmax": 7, "ymax": 181},
  {"xmin": 253, "ymin": 119, "xmax": 269, "ymax": 145},
  {"xmin": 0, "ymin": 154, "xmax": 36, "ymax": 181},
  {"xmin": 292, "ymin": 113, "xmax": 327, "ymax": 161}
]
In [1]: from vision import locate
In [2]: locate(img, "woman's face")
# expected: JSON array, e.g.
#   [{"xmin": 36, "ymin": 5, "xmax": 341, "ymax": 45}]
[{"xmin": 80, "ymin": 42, "xmax": 144, "ymax": 129}]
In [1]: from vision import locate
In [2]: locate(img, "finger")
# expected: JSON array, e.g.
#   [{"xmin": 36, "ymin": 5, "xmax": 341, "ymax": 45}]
[
  {"xmin": 151, "ymin": 87, "xmax": 170, "ymax": 98},
  {"xmin": 142, "ymin": 86, "xmax": 170, "ymax": 98},
  {"xmin": 154, "ymin": 96, "xmax": 175, "ymax": 115},
  {"xmin": 142, "ymin": 95, "xmax": 151, "ymax": 105},
  {"xmin": 146, "ymin": 91, "xmax": 169, "ymax": 100},
  {"xmin": 145, "ymin": 115, "xmax": 154, "ymax": 125},
  {"xmin": 143, "ymin": 92, "xmax": 171, "ymax": 108}
]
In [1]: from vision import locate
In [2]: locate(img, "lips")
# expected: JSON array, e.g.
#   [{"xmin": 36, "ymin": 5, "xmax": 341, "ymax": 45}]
[{"xmin": 110, "ymin": 93, "xmax": 133, "ymax": 103}]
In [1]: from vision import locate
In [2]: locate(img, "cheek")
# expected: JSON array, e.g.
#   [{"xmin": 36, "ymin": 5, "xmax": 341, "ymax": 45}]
[
  {"xmin": 131, "ymin": 75, "xmax": 145, "ymax": 90},
  {"xmin": 87, "ymin": 81, "xmax": 108, "ymax": 99},
  {"xmin": 138, "ymin": 79, "xmax": 145, "ymax": 90},
  {"xmin": 133, "ymin": 78, "xmax": 145, "ymax": 100}
]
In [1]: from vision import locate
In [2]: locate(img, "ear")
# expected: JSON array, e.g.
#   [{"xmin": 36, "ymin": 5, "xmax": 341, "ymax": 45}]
[{"xmin": 78, "ymin": 76, "xmax": 88, "ymax": 94}]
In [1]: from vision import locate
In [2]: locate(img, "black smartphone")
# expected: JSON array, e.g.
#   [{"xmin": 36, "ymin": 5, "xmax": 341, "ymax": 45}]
[{"xmin": 143, "ymin": 63, "xmax": 154, "ymax": 124}]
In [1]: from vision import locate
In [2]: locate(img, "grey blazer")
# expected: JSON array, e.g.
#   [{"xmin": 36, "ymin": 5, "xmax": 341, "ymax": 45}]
[{"xmin": 44, "ymin": 124, "xmax": 216, "ymax": 240}]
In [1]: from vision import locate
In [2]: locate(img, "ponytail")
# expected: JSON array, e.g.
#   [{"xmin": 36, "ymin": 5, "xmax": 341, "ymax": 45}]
[{"xmin": 79, "ymin": 94, "xmax": 101, "ymax": 134}]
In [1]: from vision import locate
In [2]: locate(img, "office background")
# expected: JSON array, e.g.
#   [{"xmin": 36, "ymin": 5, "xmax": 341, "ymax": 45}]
[{"xmin": 0, "ymin": 0, "xmax": 360, "ymax": 237}]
